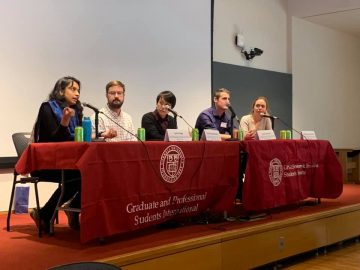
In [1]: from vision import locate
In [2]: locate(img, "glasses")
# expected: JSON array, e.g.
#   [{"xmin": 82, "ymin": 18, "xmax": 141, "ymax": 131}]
[{"xmin": 108, "ymin": 91, "xmax": 124, "ymax": 96}]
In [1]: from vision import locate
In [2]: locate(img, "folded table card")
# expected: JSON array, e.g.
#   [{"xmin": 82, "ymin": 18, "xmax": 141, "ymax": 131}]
[
  {"xmin": 256, "ymin": 130, "xmax": 277, "ymax": 140},
  {"xmin": 201, "ymin": 129, "xmax": 221, "ymax": 141},
  {"xmin": 301, "ymin": 131, "xmax": 317, "ymax": 140},
  {"xmin": 164, "ymin": 129, "xmax": 192, "ymax": 141}
]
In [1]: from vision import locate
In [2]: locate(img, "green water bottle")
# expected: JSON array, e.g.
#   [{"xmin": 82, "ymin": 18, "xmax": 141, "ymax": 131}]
[
  {"xmin": 280, "ymin": 130, "xmax": 286, "ymax": 139},
  {"xmin": 238, "ymin": 129, "xmax": 244, "ymax": 140},
  {"xmin": 192, "ymin": 128, "xmax": 199, "ymax": 141},
  {"xmin": 286, "ymin": 130, "xmax": 292, "ymax": 139},
  {"xmin": 74, "ymin": 126, "xmax": 83, "ymax": 142},
  {"xmin": 137, "ymin": 128, "xmax": 146, "ymax": 141}
]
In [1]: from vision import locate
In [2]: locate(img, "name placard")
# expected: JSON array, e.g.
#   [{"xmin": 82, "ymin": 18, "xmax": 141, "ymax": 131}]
[
  {"xmin": 256, "ymin": 130, "xmax": 276, "ymax": 140},
  {"xmin": 164, "ymin": 129, "xmax": 191, "ymax": 141},
  {"xmin": 301, "ymin": 131, "xmax": 317, "ymax": 140},
  {"xmin": 201, "ymin": 129, "xmax": 221, "ymax": 141}
]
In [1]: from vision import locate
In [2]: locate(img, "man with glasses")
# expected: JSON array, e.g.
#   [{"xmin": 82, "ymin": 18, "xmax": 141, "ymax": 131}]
[{"xmin": 91, "ymin": 80, "xmax": 136, "ymax": 141}]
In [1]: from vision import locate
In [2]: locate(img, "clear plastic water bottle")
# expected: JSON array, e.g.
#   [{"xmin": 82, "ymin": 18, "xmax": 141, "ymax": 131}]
[{"xmin": 82, "ymin": 117, "xmax": 92, "ymax": 142}]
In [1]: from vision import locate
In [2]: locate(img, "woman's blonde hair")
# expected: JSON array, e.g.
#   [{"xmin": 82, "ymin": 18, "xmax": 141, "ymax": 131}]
[{"xmin": 251, "ymin": 96, "xmax": 270, "ymax": 114}]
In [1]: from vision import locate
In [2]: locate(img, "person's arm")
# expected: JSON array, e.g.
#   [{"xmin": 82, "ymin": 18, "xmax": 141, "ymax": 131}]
[
  {"xmin": 196, "ymin": 112, "xmax": 217, "ymax": 130},
  {"xmin": 220, "ymin": 134, "xmax": 231, "ymax": 140},
  {"xmin": 36, "ymin": 103, "xmax": 72, "ymax": 142},
  {"xmin": 196, "ymin": 112, "xmax": 230, "ymax": 140},
  {"xmin": 195, "ymin": 112, "xmax": 215, "ymax": 138},
  {"xmin": 240, "ymin": 116, "xmax": 249, "ymax": 133},
  {"xmin": 93, "ymin": 111, "xmax": 118, "ymax": 139},
  {"xmin": 141, "ymin": 113, "xmax": 164, "ymax": 141},
  {"xmin": 195, "ymin": 112, "xmax": 219, "ymax": 139},
  {"xmin": 240, "ymin": 115, "xmax": 256, "ymax": 140},
  {"xmin": 265, "ymin": 117, "xmax": 272, "ymax": 130}
]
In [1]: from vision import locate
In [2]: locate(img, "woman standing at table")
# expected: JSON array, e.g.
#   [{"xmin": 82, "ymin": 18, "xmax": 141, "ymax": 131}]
[
  {"xmin": 141, "ymin": 91, "xmax": 177, "ymax": 141},
  {"xmin": 30, "ymin": 76, "xmax": 82, "ymax": 233},
  {"xmin": 240, "ymin": 96, "xmax": 272, "ymax": 140}
]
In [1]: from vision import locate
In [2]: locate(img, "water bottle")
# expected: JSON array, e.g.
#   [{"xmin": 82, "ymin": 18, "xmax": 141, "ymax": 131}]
[
  {"xmin": 191, "ymin": 128, "xmax": 199, "ymax": 141},
  {"xmin": 82, "ymin": 117, "xmax": 92, "ymax": 142},
  {"xmin": 74, "ymin": 127, "xmax": 83, "ymax": 142},
  {"xmin": 238, "ymin": 129, "xmax": 244, "ymax": 140},
  {"xmin": 137, "ymin": 128, "xmax": 146, "ymax": 141}
]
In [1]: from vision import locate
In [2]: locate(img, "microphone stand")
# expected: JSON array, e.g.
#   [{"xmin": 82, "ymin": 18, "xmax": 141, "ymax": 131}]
[
  {"xmin": 229, "ymin": 115, "xmax": 241, "ymax": 141},
  {"xmin": 174, "ymin": 114, "xmax": 178, "ymax": 128},
  {"xmin": 82, "ymin": 102, "xmax": 105, "ymax": 142},
  {"xmin": 95, "ymin": 111, "xmax": 99, "ymax": 139},
  {"xmin": 168, "ymin": 111, "xmax": 194, "ymax": 130},
  {"xmin": 276, "ymin": 117, "xmax": 303, "ymax": 139},
  {"xmin": 230, "ymin": 113, "xmax": 235, "ymax": 139},
  {"xmin": 261, "ymin": 114, "xmax": 303, "ymax": 139},
  {"xmin": 228, "ymin": 107, "xmax": 240, "ymax": 140},
  {"xmin": 178, "ymin": 114, "xmax": 193, "ymax": 130},
  {"xmin": 92, "ymin": 111, "xmax": 105, "ymax": 142},
  {"xmin": 98, "ymin": 111, "xmax": 140, "ymax": 141}
]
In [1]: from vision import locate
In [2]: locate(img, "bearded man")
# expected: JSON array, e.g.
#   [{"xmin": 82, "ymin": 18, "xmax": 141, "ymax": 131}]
[{"xmin": 91, "ymin": 80, "xmax": 136, "ymax": 141}]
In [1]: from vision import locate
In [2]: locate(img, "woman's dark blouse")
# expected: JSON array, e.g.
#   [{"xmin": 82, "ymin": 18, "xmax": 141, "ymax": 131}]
[{"xmin": 34, "ymin": 102, "xmax": 81, "ymax": 142}]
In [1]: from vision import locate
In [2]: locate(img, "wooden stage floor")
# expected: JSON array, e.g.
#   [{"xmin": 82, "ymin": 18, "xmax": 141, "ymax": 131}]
[{"xmin": 2, "ymin": 184, "xmax": 360, "ymax": 270}]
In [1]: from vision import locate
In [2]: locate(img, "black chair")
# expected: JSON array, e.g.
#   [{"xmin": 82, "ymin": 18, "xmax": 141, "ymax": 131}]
[
  {"xmin": 49, "ymin": 173, "xmax": 81, "ymax": 235},
  {"xmin": 6, "ymin": 132, "xmax": 59, "ymax": 237},
  {"xmin": 47, "ymin": 262, "xmax": 121, "ymax": 270}
]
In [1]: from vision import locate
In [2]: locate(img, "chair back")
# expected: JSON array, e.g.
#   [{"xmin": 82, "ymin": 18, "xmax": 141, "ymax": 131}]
[
  {"xmin": 47, "ymin": 262, "xmax": 121, "ymax": 270},
  {"xmin": 12, "ymin": 132, "xmax": 31, "ymax": 157}
]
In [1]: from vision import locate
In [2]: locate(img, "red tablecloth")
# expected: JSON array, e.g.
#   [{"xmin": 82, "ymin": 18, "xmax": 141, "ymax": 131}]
[
  {"xmin": 16, "ymin": 141, "xmax": 239, "ymax": 243},
  {"xmin": 241, "ymin": 140, "xmax": 343, "ymax": 211}
]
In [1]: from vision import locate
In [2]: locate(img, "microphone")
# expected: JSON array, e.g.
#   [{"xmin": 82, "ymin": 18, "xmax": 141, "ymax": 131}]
[
  {"xmin": 227, "ymin": 104, "xmax": 240, "ymax": 124},
  {"xmin": 82, "ymin": 102, "xmax": 101, "ymax": 140},
  {"xmin": 165, "ymin": 105, "xmax": 178, "ymax": 117},
  {"xmin": 259, "ymin": 112, "xmax": 304, "ymax": 139},
  {"xmin": 165, "ymin": 105, "xmax": 194, "ymax": 130},
  {"xmin": 260, "ymin": 112, "xmax": 279, "ymax": 119},
  {"xmin": 82, "ymin": 102, "xmax": 99, "ymax": 113}
]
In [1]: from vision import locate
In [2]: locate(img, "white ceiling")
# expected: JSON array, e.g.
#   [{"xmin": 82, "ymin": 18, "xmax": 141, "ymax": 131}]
[
  {"xmin": 303, "ymin": 8, "xmax": 360, "ymax": 38},
  {"xmin": 287, "ymin": 0, "xmax": 360, "ymax": 38}
]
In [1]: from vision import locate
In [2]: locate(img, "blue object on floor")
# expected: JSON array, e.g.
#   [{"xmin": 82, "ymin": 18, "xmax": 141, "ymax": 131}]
[{"xmin": 14, "ymin": 186, "xmax": 29, "ymax": 214}]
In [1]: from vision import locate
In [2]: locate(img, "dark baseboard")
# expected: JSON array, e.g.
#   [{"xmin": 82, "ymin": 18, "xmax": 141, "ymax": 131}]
[{"xmin": 0, "ymin": 157, "xmax": 17, "ymax": 169}]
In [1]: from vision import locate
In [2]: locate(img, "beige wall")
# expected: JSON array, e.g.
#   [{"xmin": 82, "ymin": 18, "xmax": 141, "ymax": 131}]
[
  {"xmin": 214, "ymin": 0, "xmax": 360, "ymax": 148},
  {"xmin": 213, "ymin": 0, "xmax": 289, "ymax": 73},
  {"xmin": 0, "ymin": 0, "xmax": 211, "ymax": 157},
  {"xmin": 292, "ymin": 17, "xmax": 360, "ymax": 147},
  {"xmin": 0, "ymin": 0, "xmax": 212, "ymax": 211}
]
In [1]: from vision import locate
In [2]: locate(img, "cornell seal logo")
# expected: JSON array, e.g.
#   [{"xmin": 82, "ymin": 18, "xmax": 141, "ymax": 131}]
[
  {"xmin": 160, "ymin": 145, "xmax": 185, "ymax": 183},
  {"xmin": 268, "ymin": 158, "xmax": 283, "ymax": 186}
]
